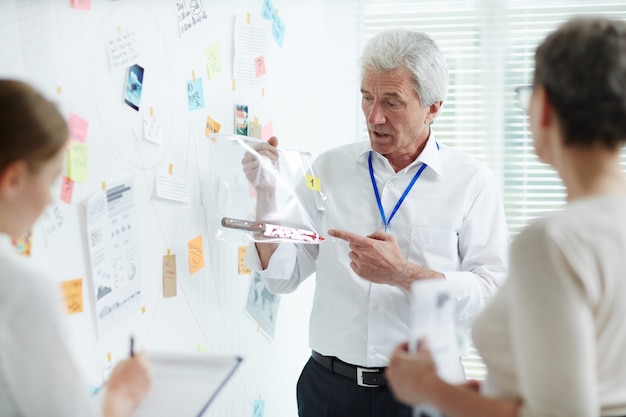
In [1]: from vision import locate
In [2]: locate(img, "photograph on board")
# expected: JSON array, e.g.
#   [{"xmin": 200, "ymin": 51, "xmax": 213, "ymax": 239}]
[{"xmin": 124, "ymin": 63, "xmax": 144, "ymax": 111}]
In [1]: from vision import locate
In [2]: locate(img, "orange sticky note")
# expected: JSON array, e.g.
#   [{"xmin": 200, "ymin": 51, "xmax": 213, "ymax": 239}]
[
  {"xmin": 238, "ymin": 246, "xmax": 252, "ymax": 275},
  {"xmin": 163, "ymin": 254, "xmax": 177, "ymax": 297},
  {"xmin": 188, "ymin": 235, "xmax": 205, "ymax": 274},
  {"xmin": 205, "ymin": 115, "xmax": 221, "ymax": 137},
  {"xmin": 61, "ymin": 278, "xmax": 83, "ymax": 314}
]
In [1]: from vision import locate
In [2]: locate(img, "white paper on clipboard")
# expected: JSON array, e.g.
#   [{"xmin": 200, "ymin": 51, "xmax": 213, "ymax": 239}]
[
  {"xmin": 132, "ymin": 353, "xmax": 242, "ymax": 417},
  {"xmin": 410, "ymin": 280, "xmax": 465, "ymax": 417}
]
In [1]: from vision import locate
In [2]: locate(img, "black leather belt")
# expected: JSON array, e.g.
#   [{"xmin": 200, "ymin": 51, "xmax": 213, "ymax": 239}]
[{"xmin": 311, "ymin": 350, "xmax": 387, "ymax": 387}]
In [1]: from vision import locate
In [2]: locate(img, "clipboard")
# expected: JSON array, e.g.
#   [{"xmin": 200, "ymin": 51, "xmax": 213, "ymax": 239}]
[{"xmin": 132, "ymin": 353, "xmax": 243, "ymax": 417}]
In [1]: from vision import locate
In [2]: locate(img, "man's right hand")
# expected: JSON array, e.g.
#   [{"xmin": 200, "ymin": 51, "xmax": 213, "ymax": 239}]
[{"xmin": 241, "ymin": 136, "xmax": 279, "ymax": 188}]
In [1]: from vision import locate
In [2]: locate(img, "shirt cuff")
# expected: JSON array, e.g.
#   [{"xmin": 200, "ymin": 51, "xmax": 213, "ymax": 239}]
[{"xmin": 244, "ymin": 242, "xmax": 297, "ymax": 279}]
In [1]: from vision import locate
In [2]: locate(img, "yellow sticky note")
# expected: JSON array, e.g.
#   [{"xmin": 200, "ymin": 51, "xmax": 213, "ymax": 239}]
[
  {"xmin": 141, "ymin": 305, "xmax": 146, "ymax": 314},
  {"xmin": 61, "ymin": 278, "xmax": 83, "ymax": 314},
  {"xmin": 67, "ymin": 141, "xmax": 88, "ymax": 183},
  {"xmin": 206, "ymin": 43, "xmax": 222, "ymax": 80},
  {"xmin": 305, "ymin": 174, "xmax": 321, "ymax": 192},
  {"xmin": 238, "ymin": 246, "xmax": 252, "ymax": 275},
  {"xmin": 188, "ymin": 235, "xmax": 205, "ymax": 274},
  {"xmin": 163, "ymin": 254, "xmax": 177, "ymax": 297},
  {"xmin": 205, "ymin": 115, "xmax": 221, "ymax": 137}
]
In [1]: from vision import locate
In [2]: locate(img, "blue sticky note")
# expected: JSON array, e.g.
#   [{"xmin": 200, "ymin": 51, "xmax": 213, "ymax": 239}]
[
  {"xmin": 252, "ymin": 399, "xmax": 265, "ymax": 417},
  {"xmin": 186, "ymin": 78, "xmax": 205, "ymax": 110},
  {"xmin": 261, "ymin": 0, "xmax": 274, "ymax": 20},
  {"xmin": 272, "ymin": 15, "xmax": 285, "ymax": 48}
]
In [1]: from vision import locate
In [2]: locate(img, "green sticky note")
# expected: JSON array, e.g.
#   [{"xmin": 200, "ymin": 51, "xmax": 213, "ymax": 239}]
[
  {"xmin": 67, "ymin": 141, "xmax": 88, "ymax": 183},
  {"xmin": 206, "ymin": 43, "xmax": 222, "ymax": 80}
]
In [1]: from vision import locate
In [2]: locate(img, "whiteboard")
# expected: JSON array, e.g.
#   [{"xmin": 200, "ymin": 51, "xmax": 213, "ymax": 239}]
[{"xmin": 0, "ymin": 1, "xmax": 359, "ymax": 416}]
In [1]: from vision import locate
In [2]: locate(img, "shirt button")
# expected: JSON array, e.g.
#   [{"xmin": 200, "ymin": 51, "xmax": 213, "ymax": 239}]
[
  {"xmin": 371, "ymin": 347, "xmax": 378, "ymax": 355},
  {"xmin": 372, "ymin": 303, "xmax": 380, "ymax": 310},
  {"xmin": 387, "ymin": 182, "xmax": 393, "ymax": 188}
]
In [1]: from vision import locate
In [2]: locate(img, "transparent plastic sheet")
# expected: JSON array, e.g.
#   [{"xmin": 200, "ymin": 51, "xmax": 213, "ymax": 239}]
[{"xmin": 204, "ymin": 134, "xmax": 334, "ymax": 244}]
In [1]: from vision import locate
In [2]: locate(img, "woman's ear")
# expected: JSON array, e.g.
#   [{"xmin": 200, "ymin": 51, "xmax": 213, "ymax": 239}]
[
  {"xmin": 0, "ymin": 161, "xmax": 28, "ymax": 201},
  {"xmin": 535, "ymin": 86, "xmax": 554, "ymax": 128}
]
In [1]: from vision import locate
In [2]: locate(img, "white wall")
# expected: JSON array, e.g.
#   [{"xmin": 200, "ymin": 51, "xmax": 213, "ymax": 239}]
[{"xmin": 0, "ymin": 0, "xmax": 359, "ymax": 416}]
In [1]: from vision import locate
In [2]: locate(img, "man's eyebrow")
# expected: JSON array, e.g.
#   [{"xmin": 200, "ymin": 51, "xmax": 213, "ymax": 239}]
[{"xmin": 359, "ymin": 89, "xmax": 403, "ymax": 99}]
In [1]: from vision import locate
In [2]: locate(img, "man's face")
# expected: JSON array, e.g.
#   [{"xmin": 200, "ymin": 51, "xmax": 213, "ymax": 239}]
[{"xmin": 360, "ymin": 66, "xmax": 439, "ymax": 163}]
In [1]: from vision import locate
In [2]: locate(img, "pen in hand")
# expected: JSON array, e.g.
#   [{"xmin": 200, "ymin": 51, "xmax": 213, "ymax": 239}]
[{"xmin": 130, "ymin": 336, "xmax": 135, "ymax": 358}]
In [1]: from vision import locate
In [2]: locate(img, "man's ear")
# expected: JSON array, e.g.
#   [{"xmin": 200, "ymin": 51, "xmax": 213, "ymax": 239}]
[
  {"xmin": 426, "ymin": 101, "xmax": 443, "ymax": 124},
  {"xmin": 0, "ymin": 160, "xmax": 28, "ymax": 200}
]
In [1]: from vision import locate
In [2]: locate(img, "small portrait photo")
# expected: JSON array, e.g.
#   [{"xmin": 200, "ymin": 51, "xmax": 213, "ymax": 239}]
[
  {"xmin": 124, "ymin": 64, "xmax": 145, "ymax": 111},
  {"xmin": 235, "ymin": 104, "xmax": 248, "ymax": 136}
]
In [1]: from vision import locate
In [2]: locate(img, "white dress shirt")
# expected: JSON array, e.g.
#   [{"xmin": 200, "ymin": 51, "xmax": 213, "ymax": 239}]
[
  {"xmin": 0, "ymin": 234, "xmax": 101, "ymax": 416},
  {"xmin": 246, "ymin": 134, "xmax": 509, "ymax": 367},
  {"xmin": 473, "ymin": 195, "xmax": 626, "ymax": 417}
]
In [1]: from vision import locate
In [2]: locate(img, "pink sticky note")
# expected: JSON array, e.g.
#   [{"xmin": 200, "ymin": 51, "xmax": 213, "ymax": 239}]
[
  {"xmin": 261, "ymin": 121, "xmax": 273, "ymax": 140},
  {"xmin": 71, "ymin": 0, "xmax": 91, "ymax": 10},
  {"xmin": 68, "ymin": 113, "xmax": 89, "ymax": 143},
  {"xmin": 254, "ymin": 55, "xmax": 266, "ymax": 77},
  {"xmin": 60, "ymin": 176, "xmax": 74, "ymax": 204}
]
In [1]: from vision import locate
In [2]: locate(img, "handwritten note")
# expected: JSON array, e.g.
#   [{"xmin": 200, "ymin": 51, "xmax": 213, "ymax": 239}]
[
  {"xmin": 187, "ymin": 78, "xmax": 205, "ymax": 110},
  {"xmin": 106, "ymin": 29, "xmax": 138, "ymax": 71},
  {"xmin": 163, "ymin": 254, "xmax": 177, "ymax": 298},
  {"xmin": 261, "ymin": 0, "xmax": 286, "ymax": 47},
  {"xmin": 67, "ymin": 141, "xmax": 88, "ymax": 183},
  {"xmin": 252, "ymin": 399, "xmax": 265, "ymax": 417},
  {"xmin": 188, "ymin": 235, "xmax": 205, "ymax": 274},
  {"xmin": 205, "ymin": 115, "xmax": 221, "ymax": 137},
  {"xmin": 238, "ymin": 246, "xmax": 252, "ymax": 275},
  {"xmin": 61, "ymin": 278, "xmax": 83, "ymax": 314},
  {"xmin": 261, "ymin": 0, "xmax": 275, "ymax": 19},
  {"xmin": 68, "ymin": 113, "xmax": 89, "ymax": 143},
  {"xmin": 254, "ymin": 55, "xmax": 266, "ymax": 77},
  {"xmin": 143, "ymin": 112, "xmax": 162, "ymax": 145},
  {"xmin": 176, "ymin": 1, "xmax": 208, "ymax": 37},
  {"xmin": 272, "ymin": 16, "xmax": 286, "ymax": 47},
  {"xmin": 206, "ymin": 43, "xmax": 222, "ymax": 79}
]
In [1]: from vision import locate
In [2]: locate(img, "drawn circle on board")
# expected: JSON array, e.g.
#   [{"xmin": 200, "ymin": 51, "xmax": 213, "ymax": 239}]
[{"xmin": 90, "ymin": 0, "xmax": 174, "ymax": 171}]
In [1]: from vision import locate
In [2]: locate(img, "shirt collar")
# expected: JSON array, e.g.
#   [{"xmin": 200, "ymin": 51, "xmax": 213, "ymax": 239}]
[{"xmin": 356, "ymin": 132, "xmax": 445, "ymax": 178}]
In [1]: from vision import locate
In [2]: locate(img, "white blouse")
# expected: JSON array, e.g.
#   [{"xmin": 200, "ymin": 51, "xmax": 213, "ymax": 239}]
[
  {"xmin": 0, "ymin": 234, "xmax": 100, "ymax": 416},
  {"xmin": 473, "ymin": 195, "xmax": 626, "ymax": 417}
]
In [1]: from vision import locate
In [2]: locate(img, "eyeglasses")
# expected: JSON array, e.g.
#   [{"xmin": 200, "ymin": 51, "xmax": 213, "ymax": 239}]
[{"xmin": 514, "ymin": 85, "xmax": 533, "ymax": 113}]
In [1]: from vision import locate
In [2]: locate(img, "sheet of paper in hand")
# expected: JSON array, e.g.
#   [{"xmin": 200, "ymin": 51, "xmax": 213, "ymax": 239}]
[{"xmin": 410, "ymin": 279, "xmax": 465, "ymax": 417}]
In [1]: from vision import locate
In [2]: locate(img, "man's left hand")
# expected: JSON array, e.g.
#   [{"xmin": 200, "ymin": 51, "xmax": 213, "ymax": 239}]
[{"xmin": 328, "ymin": 229, "xmax": 443, "ymax": 289}]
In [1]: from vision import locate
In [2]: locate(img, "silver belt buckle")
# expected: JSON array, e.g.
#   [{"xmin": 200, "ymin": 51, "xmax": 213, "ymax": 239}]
[{"xmin": 356, "ymin": 367, "xmax": 380, "ymax": 387}]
